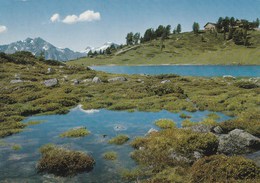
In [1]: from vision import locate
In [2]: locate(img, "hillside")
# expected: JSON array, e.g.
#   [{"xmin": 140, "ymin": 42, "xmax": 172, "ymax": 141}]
[{"xmin": 68, "ymin": 31, "xmax": 260, "ymax": 66}]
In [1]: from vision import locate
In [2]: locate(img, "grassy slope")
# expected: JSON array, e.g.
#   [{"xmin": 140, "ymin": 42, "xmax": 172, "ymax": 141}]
[{"xmin": 68, "ymin": 31, "xmax": 260, "ymax": 66}]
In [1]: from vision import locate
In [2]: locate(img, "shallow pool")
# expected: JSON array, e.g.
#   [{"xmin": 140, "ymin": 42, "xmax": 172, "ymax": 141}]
[{"xmin": 0, "ymin": 107, "xmax": 232, "ymax": 182}]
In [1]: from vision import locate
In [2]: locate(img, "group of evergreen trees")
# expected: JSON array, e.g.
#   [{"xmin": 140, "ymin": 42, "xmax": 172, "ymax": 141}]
[
  {"xmin": 215, "ymin": 17, "xmax": 259, "ymax": 45},
  {"xmin": 125, "ymin": 24, "xmax": 182, "ymax": 45},
  {"xmin": 87, "ymin": 44, "xmax": 118, "ymax": 57}
]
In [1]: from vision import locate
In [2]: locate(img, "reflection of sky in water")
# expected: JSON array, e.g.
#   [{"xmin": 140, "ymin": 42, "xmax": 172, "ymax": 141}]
[{"xmin": 0, "ymin": 107, "xmax": 232, "ymax": 182}]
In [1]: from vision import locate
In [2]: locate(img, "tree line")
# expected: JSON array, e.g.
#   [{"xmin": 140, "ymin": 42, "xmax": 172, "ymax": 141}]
[{"xmin": 125, "ymin": 24, "xmax": 182, "ymax": 46}]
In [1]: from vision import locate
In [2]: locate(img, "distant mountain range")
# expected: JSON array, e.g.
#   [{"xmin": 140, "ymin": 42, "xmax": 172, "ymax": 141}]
[
  {"xmin": 0, "ymin": 37, "xmax": 119, "ymax": 61},
  {"xmin": 84, "ymin": 42, "xmax": 119, "ymax": 53}
]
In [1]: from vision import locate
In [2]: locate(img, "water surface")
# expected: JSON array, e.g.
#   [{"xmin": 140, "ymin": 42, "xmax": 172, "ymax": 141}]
[
  {"xmin": 91, "ymin": 65, "xmax": 260, "ymax": 77},
  {"xmin": 0, "ymin": 107, "xmax": 231, "ymax": 182}
]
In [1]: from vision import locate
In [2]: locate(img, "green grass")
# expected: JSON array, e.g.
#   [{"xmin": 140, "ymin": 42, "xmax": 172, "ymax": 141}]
[
  {"xmin": 59, "ymin": 127, "xmax": 90, "ymax": 138},
  {"xmin": 102, "ymin": 151, "xmax": 118, "ymax": 160},
  {"xmin": 68, "ymin": 31, "xmax": 260, "ymax": 66},
  {"xmin": 108, "ymin": 134, "xmax": 129, "ymax": 145},
  {"xmin": 154, "ymin": 119, "xmax": 176, "ymax": 129}
]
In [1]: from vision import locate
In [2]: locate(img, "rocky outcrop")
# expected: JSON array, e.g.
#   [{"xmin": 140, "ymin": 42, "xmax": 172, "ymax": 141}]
[
  {"xmin": 108, "ymin": 77, "xmax": 127, "ymax": 82},
  {"xmin": 161, "ymin": 80, "xmax": 171, "ymax": 84},
  {"xmin": 43, "ymin": 78, "xmax": 58, "ymax": 87},
  {"xmin": 10, "ymin": 79, "xmax": 23, "ymax": 84},
  {"xmin": 187, "ymin": 124, "xmax": 213, "ymax": 133},
  {"xmin": 217, "ymin": 129, "xmax": 260, "ymax": 155},
  {"xmin": 92, "ymin": 77, "xmax": 102, "ymax": 83}
]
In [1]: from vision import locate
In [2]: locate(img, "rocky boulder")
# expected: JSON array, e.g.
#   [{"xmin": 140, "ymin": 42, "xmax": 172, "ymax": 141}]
[
  {"xmin": 10, "ymin": 79, "xmax": 23, "ymax": 84},
  {"xmin": 187, "ymin": 124, "xmax": 213, "ymax": 133},
  {"xmin": 43, "ymin": 78, "xmax": 58, "ymax": 87},
  {"xmin": 92, "ymin": 77, "xmax": 102, "ymax": 83},
  {"xmin": 161, "ymin": 80, "xmax": 171, "ymax": 84},
  {"xmin": 47, "ymin": 68, "xmax": 54, "ymax": 74},
  {"xmin": 108, "ymin": 77, "xmax": 127, "ymax": 82},
  {"xmin": 218, "ymin": 129, "xmax": 260, "ymax": 155}
]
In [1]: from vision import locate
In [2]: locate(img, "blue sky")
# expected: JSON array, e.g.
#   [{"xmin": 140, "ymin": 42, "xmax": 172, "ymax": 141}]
[{"xmin": 0, "ymin": 0, "xmax": 259, "ymax": 51}]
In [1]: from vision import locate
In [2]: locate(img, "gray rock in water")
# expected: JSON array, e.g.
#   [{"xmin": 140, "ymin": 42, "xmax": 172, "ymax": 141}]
[
  {"xmin": 43, "ymin": 78, "xmax": 58, "ymax": 87},
  {"xmin": 92, "ymin": 77, "xmax": 102, "ymax": 83},
  {"xmin": 161, "ymin": 80, "xmax": 171, "ymax": 84},
  {"xmin": 108, "ymin": 77, "xmax": 127, "ymax": 82},
  {"xmin": 218, "ymin": 129, "xmax": 260, "ymax": 155},
  {"xmin": 187, "ymin": 124, "xmax": 213, "ymax": 133},
  {"xmin": 10, "ymin": 79, "xmax": 23, "ymax": 84},
  {"xmin": 213, "ymin": 126, "xmax": 223, "ymax": 134},
  {"xmin": 145, "ymin": 128, "xmax": 158, "ymax": 136}
]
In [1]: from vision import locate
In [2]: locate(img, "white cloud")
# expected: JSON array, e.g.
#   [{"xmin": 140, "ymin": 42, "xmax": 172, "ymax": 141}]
[
  {"xmin": 50, "ymin": 10, "xmax": 100, "ymax": 24},
  {"xmin": 78, "ymin": 10, "xmax": 101, "ymax": 22},
  {"xmin": 0, "ymin": 25, "xmax": 7, "ymax": 34},
  {"xmin": 62, "ymin": 15, "xmax": 78, "ymax": 24},
  {"xmin": 50, "ymin": 13, "xmax": 60, "ymax": 23}
]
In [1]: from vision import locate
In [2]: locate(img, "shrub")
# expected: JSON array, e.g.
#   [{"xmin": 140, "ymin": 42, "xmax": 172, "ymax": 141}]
[
  {"xmin": 108, "ymin": 134, "xmax": 129, "ymax": 145},
  {"xmin": 59, "ymin": 127, "xmax": 90, "ymax": 138},
  {"xmin": 154, "ymin": 119, "xmax": 176, "ymax": 129},
  {"xmin": 191, "ymin": 155, "xmax": 260, "ymax": 183},
  {"xmin": 103, "ymin": 151, "xmax": 117, "ymax": 160},
  {"xmin": 37, "ymin": 144, "xmax": 95, "ymax": 176}
]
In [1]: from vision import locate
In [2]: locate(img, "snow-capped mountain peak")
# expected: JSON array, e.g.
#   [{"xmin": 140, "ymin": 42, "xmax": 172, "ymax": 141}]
[{"xmin": 0, "ymin": 37, "xmax": 86, "ymax": 61}]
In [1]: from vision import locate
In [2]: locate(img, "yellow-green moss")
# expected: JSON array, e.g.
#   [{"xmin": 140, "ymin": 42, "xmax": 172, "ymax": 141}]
[
  {"xmin": 108, "ymin": 134, "xmax": 129, "ymax": 145},
  {"xmin": 12, "ymin": 144, "xmax": 21, "ymax": 151},
  {"xmin": 103, "ymin": 151, "xmax": 118, "ymax": 160},
  {"xmin": 154, "ymin": 119, "xmax": 176, "ymax": 129},
  {"xmin": 37, "ymin": 144, "xmax": 95, "ymax": 176},
  {"xmin": 191, "ymin": 155, "xmax": 260, "ymax": 183},
  {"xmin": 59, "ymin": 127, "xmax": 90, "ymax": 138}
]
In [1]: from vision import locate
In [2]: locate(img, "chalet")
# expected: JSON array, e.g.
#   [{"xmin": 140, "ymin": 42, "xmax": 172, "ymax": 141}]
[{"xmin": 204, "ymin": 22, "xmax": 216, "ymax": 31}]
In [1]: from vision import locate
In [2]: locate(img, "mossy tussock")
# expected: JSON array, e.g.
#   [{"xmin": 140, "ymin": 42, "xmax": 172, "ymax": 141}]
[
  {"xmin": 103, "ymin": 151, "xmax": 118, "ymax": 160},
  {"xmin": 37, "ymin": 144, "xmax": 95, "ymax": 176},
  {"xmin": 154, "ymin": 119, "xmax": 176, "ymax": 129},
  {"xmin": 108, "ymin": 134, "xmax": 129, "ymax": 145},
  {"xmin": 59, "ymin": 127, "xmax": 90, "ymax": 138},
  {"xmin": 191, "ymin": 155, "xmax": 260, "ymax": 183}
]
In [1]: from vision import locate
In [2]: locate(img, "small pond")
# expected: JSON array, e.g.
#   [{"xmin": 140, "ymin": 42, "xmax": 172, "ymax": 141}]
[
  {"xmin": 91, "ymin": 65, "xmax": 260, "ymax": 77},
  {"xmin": 0, "ymin": 106, "xmax": 232, "ymax": 182}
]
